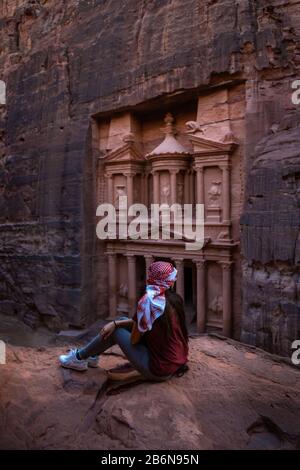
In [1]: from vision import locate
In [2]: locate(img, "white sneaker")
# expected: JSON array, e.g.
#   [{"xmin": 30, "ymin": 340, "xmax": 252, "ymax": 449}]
[
  {"xmin": 59, "ymin": 349, "xmax": 88, "ymax": 371},
  {"xmin": 87, "ymin": 355, "xmax": 100, "ymax": 368}
]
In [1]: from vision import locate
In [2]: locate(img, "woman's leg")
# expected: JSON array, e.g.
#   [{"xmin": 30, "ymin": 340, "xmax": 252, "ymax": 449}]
[
  {"xmin": 77, "ymin": 316, "xmax": 131, "ymax": 360},
  {"xmin": 111, "ymin": 327, "xmax": 172, "ymax": 382},
  {"xmin": 75, "ymin": 317, "xmax": 171, "ymax": 382},
  {"xmin": 59, "ymin": 317, "xmax": 132, "ymax": 371},
  {"xmin": 77, "ymin": 333, "xmax": 115, "ymax": 359}
]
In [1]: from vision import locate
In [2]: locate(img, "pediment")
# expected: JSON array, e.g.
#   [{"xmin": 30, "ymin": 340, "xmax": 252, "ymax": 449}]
[
  {"xmin": 188, "ymin": 134, "xmax": 237, "ymax": 154},
  {"xmin": 105, "ymin": 142, "xmax": 145, "ymax": 163}
]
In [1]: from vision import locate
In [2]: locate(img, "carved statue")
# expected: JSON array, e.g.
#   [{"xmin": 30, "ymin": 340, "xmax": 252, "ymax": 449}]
[
  {"xmin": 280, "ymin": 275, "xmax": 296, "ymax": 299},
  {"xmin": 134, "ymin": 186, "xmax": 140, "ymax": 203},
  {"xmin": 208, "ymin": 296, "xmax": 223, "ymax": 316},
  {"xmin": 119, "ymin": 283, "xmax": 128, "ymax": 298},
  {"xmin": 208, "ymin": 181, "xmax": 222, "ymax": 207},
  {"xmin": 115, "ymin": 185, "xmax": 127, "ymax": 205},
  {"xmin": 185, "ymin": 121, "xmax": 203, "ymax": 134},
  {"xmin": 117, "ymin": 283, "xmax": 130, "ymax": 315},
  {"xmin": 160, "ymin": 184, "xmax": 171, "ymax": 204},
  {"xmin": 177, "ymin": 182, "xmax": 184, "ymax": 203}
]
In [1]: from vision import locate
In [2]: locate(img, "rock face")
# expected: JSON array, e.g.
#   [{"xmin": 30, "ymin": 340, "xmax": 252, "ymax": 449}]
[
  {"xmin": 0, "ymin": 1, "xmax": 299, "ymax": 354},
  {"xmin": 241, "ymin": 111, "xmax": 300, "ymax": 355},
  {"xmin": 0, "ymin": 335, "xmax": 300, "ymax": 450}
]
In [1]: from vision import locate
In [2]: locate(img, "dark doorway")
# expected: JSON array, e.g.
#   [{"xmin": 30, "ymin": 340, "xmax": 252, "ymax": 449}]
[{"xmin": 184, "ymin": 263, "xmax": 196, "ymax": 328}]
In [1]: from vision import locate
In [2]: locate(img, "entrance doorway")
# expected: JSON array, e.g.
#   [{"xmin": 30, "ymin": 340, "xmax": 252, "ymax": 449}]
[{"xmin": 184, "ymin": 263, "xmax": 196, "ymax": 329}]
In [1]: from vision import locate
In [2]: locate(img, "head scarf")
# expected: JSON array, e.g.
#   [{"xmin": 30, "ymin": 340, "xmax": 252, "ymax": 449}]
[{"xmin": 136, "ymin": 261, "xmax": 177, "ymax": 333}]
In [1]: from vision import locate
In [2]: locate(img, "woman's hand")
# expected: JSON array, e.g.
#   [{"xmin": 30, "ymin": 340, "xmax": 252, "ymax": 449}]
[{"xmin": 100, "ymin": 321, "xmax": 116, "ymax": 340}]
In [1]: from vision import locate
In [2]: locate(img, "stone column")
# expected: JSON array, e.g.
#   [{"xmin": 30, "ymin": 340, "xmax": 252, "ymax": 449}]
[
  {"xmin": 194, "ymin": 259, "xmax": 206, "ymax": 333},
  {"xmin": 174, "ymin": 258, "xmax": 185, "ymax": 300},
  {"xmin": 107, "ymin": 252, "xmax": 117, "ymax": 317},
  {"xmin": 170, "ymin": 169, "xmax": 178, "ymax": 205},
  {"xmin": 196, "ymin": 167, "xmax": 204, "ymax": 205},
  {"xmin": 184, "ymin": 171, "xmax": 190, "ymax": 204},
  {"xmin": 106, "ymin": 174, "xmax": 114, "ymax": 205},
  {"xmin": 220, "ymin": 261, "xmax": 233, "ymax": 337},
  {"xmin": 144, "ymin": 255, "xmax": 154, "ymax": 277},
  {"xmin": 143, "ymin": 173, "xmax": 149, "ymax": 207},
  {"xmin": 152, "ymin": 171, "xmax": 160, "ymax": 204},
  {"xmin": 221, "ymin": 165, "xmax": 230, "ymax": 223},
  {"xmin": 127, "ymin": 254, "xmax": 137, "ymax": 317},
  {"xmin": 126, "ymin": 173, "xmax": 134, "ymax": 208},
  {"xmin": 189, "ymin": 170, "xmax": 195, "ymax": 205}
]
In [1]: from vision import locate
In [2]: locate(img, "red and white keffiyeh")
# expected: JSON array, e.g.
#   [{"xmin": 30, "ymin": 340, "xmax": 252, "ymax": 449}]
[{"xmin": 136, "ymin": 261, "xmax": 177, "ymax": 333}]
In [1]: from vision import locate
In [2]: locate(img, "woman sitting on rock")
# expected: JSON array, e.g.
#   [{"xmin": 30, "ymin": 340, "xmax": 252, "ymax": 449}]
[{"xmin": 59, "ymin": 261, "xmax": 189, "ymax": 381}]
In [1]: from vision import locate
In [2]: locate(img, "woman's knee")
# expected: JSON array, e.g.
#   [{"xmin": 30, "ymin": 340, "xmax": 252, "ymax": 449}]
[{"xmin": 112, "ymin": 325, "xmax": 131, "ymax": 342}]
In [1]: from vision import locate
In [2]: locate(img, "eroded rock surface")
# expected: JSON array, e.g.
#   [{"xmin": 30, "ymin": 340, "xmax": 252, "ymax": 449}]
[
  {"xmin": 0, "ymin": 335, "xmax": 299, "ymax": 450},
  {"xmin": 241, "ymin": 111, "xmax": 300, "ymax": 355}
]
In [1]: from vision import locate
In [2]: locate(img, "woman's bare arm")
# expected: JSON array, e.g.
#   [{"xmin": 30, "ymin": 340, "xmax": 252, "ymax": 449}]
[
  {"xmin": 114, "ymin": 318, "xmax": 134, "ymax": 328},
  {"xmin": 100, "ymin": 318, "xmax": 135, "ymax": 339}
]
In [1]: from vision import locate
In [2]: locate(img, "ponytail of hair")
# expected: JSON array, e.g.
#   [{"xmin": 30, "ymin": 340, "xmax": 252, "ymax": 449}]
[{"xmin": 160, "ymin": 289, "xmax": 189, "ymax": 341}]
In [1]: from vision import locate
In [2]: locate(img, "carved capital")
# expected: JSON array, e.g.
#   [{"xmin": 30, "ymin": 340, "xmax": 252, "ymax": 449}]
[
  {"xmin": 195, "ymin": 166, "xmax": 204, "ymax": 174},
  {"xmin": 193, "ymin": 259, "xmax": 206, "ymax": 270},
  {"xmin": 124, "ymin": 172, "xmax": 136, "ymax": 178},
  {"xmin": 219, "ymin": 164, "xmax": 231, "ymax": 172},
  {"xmin": 219, "ymin": 261, "xmax": 233, "ymax": 271},
  {"xmin": 174, "ymin": 258, "xmax": 184, "ymax": 267}
]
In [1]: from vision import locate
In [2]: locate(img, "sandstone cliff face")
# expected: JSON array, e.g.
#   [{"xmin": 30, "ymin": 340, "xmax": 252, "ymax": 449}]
[
  {"xmin": 0, "ymin": 1, "xmax": 299, "ymax": 354},
  {"xmin": 241, "ymin": 110, "xmax": 300, "ymax": 355}
]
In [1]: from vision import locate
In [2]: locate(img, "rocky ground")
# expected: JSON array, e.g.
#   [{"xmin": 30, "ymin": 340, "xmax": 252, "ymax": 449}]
[{"xmin": 0, "ymin": 314, "xmax": 300, "ymax": 450}]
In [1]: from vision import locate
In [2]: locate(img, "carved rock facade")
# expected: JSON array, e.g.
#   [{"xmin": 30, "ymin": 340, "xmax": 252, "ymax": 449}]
[
  {"xmin": 98, "ymin": 90, "xmax": 243, "ymax": 337},
  {"xmin": 0, "ymin": 1, "xmax": 299, "ymax": 353}
]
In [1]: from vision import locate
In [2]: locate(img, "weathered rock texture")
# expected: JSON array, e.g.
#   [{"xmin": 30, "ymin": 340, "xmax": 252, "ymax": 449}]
[
  {"xmin": 0, "ymin": 334, "xmax": 300, "ymax": 450},
  {"xmin": 0, "ymin": 1, "xmax": 299, "ymax": 354},
  {"xmin": 241, "ymin": 109, "xmax": 300, "ymax": 355}
]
